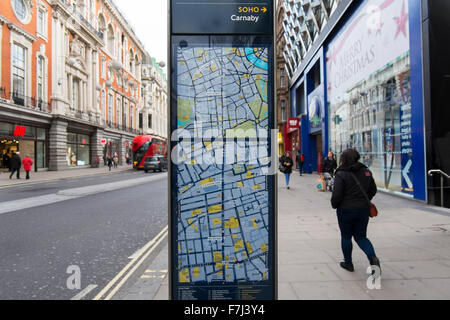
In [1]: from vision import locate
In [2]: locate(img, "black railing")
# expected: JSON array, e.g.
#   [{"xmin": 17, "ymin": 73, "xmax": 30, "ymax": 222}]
[{"xmin": 0, "ymin": 88, "xmax": 52, "ymax": 113}]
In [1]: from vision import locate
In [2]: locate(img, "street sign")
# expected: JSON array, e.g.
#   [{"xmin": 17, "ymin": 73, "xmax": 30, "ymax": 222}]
[
  {"xmin": 169, "ymin": 0, "xmax": 276, "ymax": 300},
  {"xmin": 172, "ymin": 0, "xmax": 273, "ymax": 35}
]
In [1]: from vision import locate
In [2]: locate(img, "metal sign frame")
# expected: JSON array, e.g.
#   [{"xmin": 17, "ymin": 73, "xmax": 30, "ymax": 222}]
[{"xmin": 168, "ymin": 0, "xmax": 277, "ymax": 300}]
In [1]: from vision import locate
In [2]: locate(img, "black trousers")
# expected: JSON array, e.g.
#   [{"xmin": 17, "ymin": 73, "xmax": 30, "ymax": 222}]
[{"xmin": 10, "ymin": 168, "xmax": 20, "ymax": 179}]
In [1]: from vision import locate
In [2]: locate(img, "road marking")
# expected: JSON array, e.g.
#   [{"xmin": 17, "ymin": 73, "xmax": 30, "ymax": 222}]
[
  {"xmin": 70, "ymin": 284, "xmax": 98, "ymax": 300},
  {"xmin": 128, "ymin": 246, "xmax": 146, "ymax": 259},
  {"xmin": 93, "ymin": 225, "xmax": 168, "ymax": 300},
  {"xmin": 140, "ymin": 275, "xmax": 166, "ymax": 279}
]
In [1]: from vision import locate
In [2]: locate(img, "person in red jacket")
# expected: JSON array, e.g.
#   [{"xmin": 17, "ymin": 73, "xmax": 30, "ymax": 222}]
[{"xmin": 22, "ymin": 155, "xmax": 33, "ymax": 180}]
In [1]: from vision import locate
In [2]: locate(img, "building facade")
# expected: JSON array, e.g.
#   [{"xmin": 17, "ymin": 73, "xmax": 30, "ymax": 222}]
[
  {"xmin": 280, "ymin": 0, "xmax": 447, "ymax": 205},
  {"xmin": 0, "ymin": 0, "xmax": 167, "ymax": 172}
]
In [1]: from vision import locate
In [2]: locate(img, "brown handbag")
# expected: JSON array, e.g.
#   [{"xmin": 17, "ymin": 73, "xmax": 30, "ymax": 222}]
[{"xmin": 350, "ymin": 172, "xmax": 378, "ymax": 218}]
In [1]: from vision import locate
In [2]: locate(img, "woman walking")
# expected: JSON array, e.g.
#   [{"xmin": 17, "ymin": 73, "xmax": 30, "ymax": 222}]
[
  {"xmin": 331, "ymin": 148, "xmax": 380, "ymax": 273},
  {"xmin": 280, "ymin": 151, "xmax": 293, "ymax": 189}
]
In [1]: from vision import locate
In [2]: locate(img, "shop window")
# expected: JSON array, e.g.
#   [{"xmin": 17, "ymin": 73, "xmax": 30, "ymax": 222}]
[{"xmin": 67, "ymin": 133, "xmax": 91, "ymax": 167}]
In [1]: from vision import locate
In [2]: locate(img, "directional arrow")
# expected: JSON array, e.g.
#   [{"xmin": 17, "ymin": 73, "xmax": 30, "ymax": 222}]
[
  {"xmin": 261, "ymin": 7, "xmax": 267, "ymax": 13},
  {"xmin": 402, "ymin": 159, "xmax": 413, "ymax": 189}
]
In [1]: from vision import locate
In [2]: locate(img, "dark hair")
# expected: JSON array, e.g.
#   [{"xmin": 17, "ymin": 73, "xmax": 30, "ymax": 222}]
[{"xmin": 339, "ymin": 148, "xmax": 360, "ymax": 167}]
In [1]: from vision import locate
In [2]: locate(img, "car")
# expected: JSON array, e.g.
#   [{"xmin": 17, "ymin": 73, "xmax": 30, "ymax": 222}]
[{"xmin": 144, "ymin": 155, "xmax": 167, "ymax": 172}]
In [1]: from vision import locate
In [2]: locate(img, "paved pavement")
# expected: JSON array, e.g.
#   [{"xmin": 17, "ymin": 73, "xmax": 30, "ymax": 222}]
[
  {"xmin": 123, "ymin": 170, "xmax": 450, "ymax": 300},
  {"xmin": 0, "ymin": 165, "xmax": 133, "ymax": 187}
]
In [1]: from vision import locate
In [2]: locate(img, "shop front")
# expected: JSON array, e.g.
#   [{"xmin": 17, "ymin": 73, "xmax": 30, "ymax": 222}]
[
  {"xmin": 0, "ymin": 121, "xmax": 48, "ymax": 172},
  {"xmin": 66, "ymin": 132, "xmax": 91, "ymax": 167},
  {"xmin": 325, "ymin": 0, "xmax": 426, "ymax": 200},
  {"xmin": 288, "ymin": 0, "xmax": 426, "ymax": 201}
]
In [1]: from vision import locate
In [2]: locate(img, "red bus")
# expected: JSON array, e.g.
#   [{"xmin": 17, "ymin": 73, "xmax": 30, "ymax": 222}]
[{"xmin": 132, "ymin": 135, "xmax": 167, "ymax": 169}]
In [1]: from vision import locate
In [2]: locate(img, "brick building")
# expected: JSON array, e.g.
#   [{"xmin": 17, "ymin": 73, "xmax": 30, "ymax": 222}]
[{"xmin": 0, "ymin": 0, "xmax": 167, "ymax": 172}]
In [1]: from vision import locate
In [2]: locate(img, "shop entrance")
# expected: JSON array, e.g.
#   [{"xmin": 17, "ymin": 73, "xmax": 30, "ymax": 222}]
[{"xmin": 0, "ymin": 139, "xmax": 35, "ymax": 172}]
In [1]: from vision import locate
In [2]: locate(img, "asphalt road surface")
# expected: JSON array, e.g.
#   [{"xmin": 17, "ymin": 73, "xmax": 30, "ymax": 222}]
[{"xmin": 0, "ymin": 170, "xmax": 168, "ymax": 300}]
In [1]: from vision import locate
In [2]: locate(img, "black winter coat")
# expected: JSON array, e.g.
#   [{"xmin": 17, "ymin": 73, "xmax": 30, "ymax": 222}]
[
  {"xmin": 331, "ymin": 162, "xmax": 377, "ymax": 210},
  {"xmin": 10, "ymin": 154, "xmax": 21, "ymax": 170},
  {"xmin": 280, "ymin": 156, "xmax": 293, "ymax": 174},
  {"xmin": 323, "ymin": 157, "xmax": 337, "ymax": 174}
]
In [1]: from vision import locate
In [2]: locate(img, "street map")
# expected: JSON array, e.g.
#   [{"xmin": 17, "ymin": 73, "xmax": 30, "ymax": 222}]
[{"xmin": 175, "ymin": 45, "xmax": 272, "ymax": 288}]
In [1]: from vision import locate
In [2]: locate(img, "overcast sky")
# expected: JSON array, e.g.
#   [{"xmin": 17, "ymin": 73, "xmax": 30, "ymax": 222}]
[{"xmin": 113, "ymin": 0, "xmax": 168, "ymax": 72}]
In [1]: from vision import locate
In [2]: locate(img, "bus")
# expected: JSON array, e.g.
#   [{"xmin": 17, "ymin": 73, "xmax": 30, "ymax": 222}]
[{"xmin": 132, "ymin": 135, "xmax": 167, "ymax": 169}]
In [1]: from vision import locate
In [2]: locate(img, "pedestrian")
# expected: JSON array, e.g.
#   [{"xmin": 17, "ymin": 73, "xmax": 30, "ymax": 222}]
[
  {"xmin": 323, "ymin": 151, "xmax": 337, "ymax": 191},
  {"xmin": 113, "ymin": 153, "xmax": 119, "ymax": 168},
  {"xmin": 125, "ymin": 152, "xmax": 130, "ymax": 165},
  {"xmin": 323, "ymin": 151, "xmax": 337, "ymax": 175},
  {"xmin": 22, "ymin": 155, "xmax": 33, "ymax": 180},
  {"xmin": 331, "ymin": 148, "xmax": 380, "ymax": 274},
  {"xmin": 280, "ymin": 151, "xmax": 293, "ymax": 189},
  {"xmin": 95, "ymin": 156, "xmax": 100, "ymax": 168},
  {"xmin": 9, "ymin": 152, "xmax": 21, "ymax": 179},
  {"xmin": 2, "ymin": 151, "xmax": 10, "ymax": 170},
  {"xmin": 107, "ymin": 156, "xmax": 113, "ymax": 171},
  {"xmin": 298, "ymin": 153, "xmax": 305, "ymax": 176}
]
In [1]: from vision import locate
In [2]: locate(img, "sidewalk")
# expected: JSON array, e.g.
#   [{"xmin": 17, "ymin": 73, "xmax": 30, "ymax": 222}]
[
  {"xmin": 0, "ymin": 165, "xmax": 134, "ymax": 187},
  {"xmin": 128, "ymin": 171, "xmax": 450, "ymax": 300}
]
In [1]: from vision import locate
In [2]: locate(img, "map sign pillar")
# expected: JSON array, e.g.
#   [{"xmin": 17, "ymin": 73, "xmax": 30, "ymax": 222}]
[{"xmin": 169, "ymin": 0, "xmax": 276, "ymax": 300}]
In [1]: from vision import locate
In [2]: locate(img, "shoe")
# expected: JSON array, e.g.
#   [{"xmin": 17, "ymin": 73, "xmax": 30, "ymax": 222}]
[
  {"xmin": 287, "ymin": 186, "xmax": 290, "ymax": 190},
  {"xmin": 369, "ymin": 256, "xmax": 381, "ymax": 276},
  {"xmin": 340, "ymin": 262, "xmax": 354, "ymax": 272}
]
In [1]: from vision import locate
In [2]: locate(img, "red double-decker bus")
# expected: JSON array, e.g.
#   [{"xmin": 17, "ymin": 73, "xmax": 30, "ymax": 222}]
[{"xmin": 132, "ymin": 135, "xmax": 167, "ymax": 169}]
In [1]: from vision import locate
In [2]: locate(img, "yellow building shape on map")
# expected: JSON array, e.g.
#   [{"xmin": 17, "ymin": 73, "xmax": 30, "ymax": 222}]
[
  {"xmin": 200, "ymin": 177, "xmax": 214, "ymax": 186},
  {"xmin": 246, "ymin": 242, "xmax": 253, "ymax": 254},
  {"xmin": 252, "ymin": 184, "xmax": 261, "ymax": 190},
  {"xmin": 261, "ymin": 243, "xmax": 268, "ymax": 253},
  {"xmin": 191, "ymin": 209, "xmax": 202, "ymax": 217},
  {"xmin": 225, "ymin": 216, "xmax": 239, "ymax": 229},
  {"xmin": 213, "ymin": 252, "xmax": 222, "ymax": 262},
  {"xmin": 245, "ymin": 171, "xmax": 254, "ymax": 179},
  {"xmin": 216, "ymin": 262, "xmax": 223, "ymax": 270},
  {"xmin": 252, "ymin": 218, "xmax": 259, "ymax": 229},
  {"xmin": 212, "ymin": 218, "xmax": 221, "ymax": 227},
  {"xmin": 208, "ymin": 204, "xmax": 222, "ymax": 214},
  {"xmin": 236, "ymin": 181, "xmax": 243, "ymax": 188},
  {"xmin": 234, "ymin": 239, "xmax": 244, "ymax": 252},
  {"xmin": 179, "ymin": 269, "xmax": 190, "ymax": 283},
  {"xmin": 192, "ymin": 267, "xmax": 200, "ymax": 279}
]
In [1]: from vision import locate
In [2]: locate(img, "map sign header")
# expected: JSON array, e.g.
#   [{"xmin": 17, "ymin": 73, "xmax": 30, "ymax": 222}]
[{"xmin": 171, "ymin": 0, "xmax": 273, "ymax": 35}]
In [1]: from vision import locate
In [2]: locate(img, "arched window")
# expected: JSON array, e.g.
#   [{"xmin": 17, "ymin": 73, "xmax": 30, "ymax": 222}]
[
  {"xmin": 129, "ymin": 49, "xmax": 134, "ymax": 73},
  {"xmin": 107, "ymin": 24, "xmax": 115, "ymax": 55},
  {"xmin": 98, "ymin": 13, "xmax": 106, "ymax": 40}
]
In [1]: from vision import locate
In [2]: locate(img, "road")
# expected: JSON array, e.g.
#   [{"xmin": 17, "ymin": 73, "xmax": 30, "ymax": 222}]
[{"xmin": 0, "ymin": 170, "xmax": 168, "ymax": 300}]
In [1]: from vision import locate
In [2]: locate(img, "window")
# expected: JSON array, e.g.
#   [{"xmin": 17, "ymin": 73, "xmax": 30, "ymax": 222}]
[
  {"xmin": 107, "ymin": 25, "xmax": 115, "ymax": 55},
  {"xmin": 116, "ymin": 97, "xmax": 121, "ymax": 126},
  {"xmin": 148, "ymin": 114, "xmax": 152, "ymax": 128},
  {"xmin": 67, "ymin": 133, "xmax": 91, "ymax": 166},
  {"xmin": 12, "ymin": 44, "xmax": 26, "ymax": 105},
  {"xmin": 37, "ymin": 7, "xmax": 47, "ymax": 38},
  {"xmin": 101, "ymin": 56, "xmax": 106, "ymax": 79},
  {"xmin": 72, "ymin": 78, "xmax": 80, "ymax": 110},
  {"xmin": 280, "ymin": 68, "xmax": 286, "ymax": 87},
  {"xmin": 12, "ymin": 0, "xmax": 29, "ymax": 23},
  {"xmin": 37, "ymin": 57, "xmax": 44, "ymax": 106},
  {"xmin": 108, "ymin": 94, "xmax": 113, "ymax": 124},
  {"xmin": 123, "ymin": 101, "xmax": 128, "ymax": 128},
  {"xmin": 139, "ymin": 113, "xmax": 143, "ymax": 129}
]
